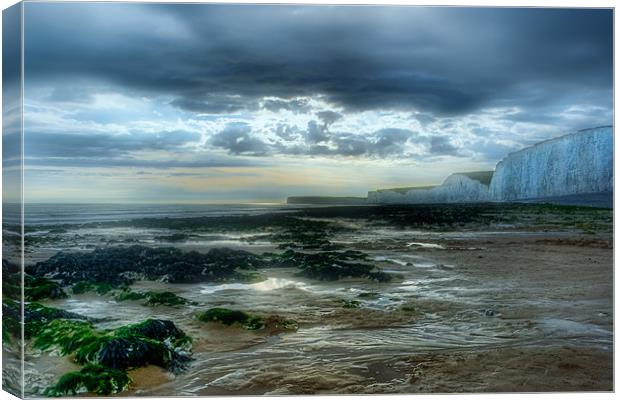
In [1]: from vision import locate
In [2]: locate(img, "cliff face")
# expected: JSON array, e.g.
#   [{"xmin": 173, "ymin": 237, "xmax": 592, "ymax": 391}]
[
  {"xmin": 489, "ymin": 126, "xmax": 613, "ymax": 201},
  {"xmin": 367, "ymin": 172, "xmax": 492, "ymax": 204}
]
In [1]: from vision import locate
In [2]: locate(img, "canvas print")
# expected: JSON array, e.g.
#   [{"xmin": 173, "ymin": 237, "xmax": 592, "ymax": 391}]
[{"xmin": 2, "ymin": 2, "xmax": 614, "ymax": 397}]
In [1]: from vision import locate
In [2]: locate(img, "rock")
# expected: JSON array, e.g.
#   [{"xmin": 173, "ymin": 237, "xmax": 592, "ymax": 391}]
[
  {"xmin": 29, "ymin": 245, "xmax": 268, "ymax": 286},
  {"xmin": 197, "ymin": 308, "xmax": 297, "ymax": 333}
]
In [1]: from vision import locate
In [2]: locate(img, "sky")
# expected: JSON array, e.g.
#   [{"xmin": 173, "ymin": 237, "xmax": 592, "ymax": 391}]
[{"xmin": 5, "ymin": 3, "xmax": 613, "ymax": 203}]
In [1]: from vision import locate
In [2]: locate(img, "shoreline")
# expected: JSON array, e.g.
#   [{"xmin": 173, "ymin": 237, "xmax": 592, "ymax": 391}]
[{"xmin": 3, "ymin": 203, "xmax": 613, "ymax": 395}]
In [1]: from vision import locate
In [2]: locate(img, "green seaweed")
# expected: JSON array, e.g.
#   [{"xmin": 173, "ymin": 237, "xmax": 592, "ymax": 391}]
[
  {"xmin": 33, "ymin": 319, "xmax": 101, "ymax": 355},
  {"xmin": 114, "ymin": 290, "xmax": 191, "ymax": 307},
  {"xmin": 197, "ymin": 308, "xmax": 297, "ymax": 332},
  {"xmin": 23, "ymin": 275, "xmax": 68, "ymax": 301},
  {"xmin": 143, "ymin": 291, "xmax": 189, "ymax": 307},
  {"xmin": 44, "ymin": 364, "xmax": 130, "ymax": 396},
  {"xmin": 23, "ymin": 302, "xmax": 89, "ymax": 338},
  {"xmin": 71, "ymin": 281, "xmax": 114, "ymax": 295},
  {"xmin": 197, "ymin": 308, "xmax": 253, "ymax": 326},
  {"xmin": 114, "ymin": 289, "xmax": 148, "ymax": 302}
]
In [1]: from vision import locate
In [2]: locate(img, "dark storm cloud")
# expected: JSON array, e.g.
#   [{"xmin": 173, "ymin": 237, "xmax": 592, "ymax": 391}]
[
  {"xmin": 24, "ymin": 4, "xmax": 612, "ymax": 117},
  {"xmin": 209, "ymin": 123, "xmax": 270, "ymax": 156}
]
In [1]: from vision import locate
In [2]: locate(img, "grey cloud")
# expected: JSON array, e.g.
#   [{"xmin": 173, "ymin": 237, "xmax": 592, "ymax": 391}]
[
  {"xmin": 23, "ymin": 5, "xmax": 612, "ymax": 118},
  {"xmin": 170, "ymin": 95, "xmax": 257, "ymax": 114},
  {"xmin": 262, "ymin": 98, "xmax": 311, "ymax": 114},
  {"xmin": 209, "ymin": 123, "xmax": 269, "ymax": 156},
  {"xmin": 371, "ymin": 128, "xmax": 414, "ymax": 157},
  {"xmin": 275, "ymin": 124, "xmax": 303, "ymax": 141},
  {"xmin": 275, "ymin": 126, "xmax": 417, "ymax": 158},
  {"xmin": 316, "ymin": 110, "xmax": 343, "ymax": 127},
  {"xmin": 429, "ymin": 135, "xmax": 460, "ymax": 156},
  {"xmin": 305, "ymin": 120, "xmax": 330, "ymax": 144}
]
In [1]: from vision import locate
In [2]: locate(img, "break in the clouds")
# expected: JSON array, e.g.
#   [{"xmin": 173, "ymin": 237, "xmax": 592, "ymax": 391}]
[{"xmin": 15, "ymin": 3, "xmax": 613, "ymax": 202}]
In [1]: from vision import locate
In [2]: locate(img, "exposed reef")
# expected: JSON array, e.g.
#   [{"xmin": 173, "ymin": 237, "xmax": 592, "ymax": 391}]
[{"xmin": 28, "ymin": 245, "xmax": 267, "ymax": 286}]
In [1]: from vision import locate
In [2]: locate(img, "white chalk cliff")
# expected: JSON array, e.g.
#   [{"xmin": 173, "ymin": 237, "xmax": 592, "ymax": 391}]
[
  {"xmin": 368, "ymin": 126, "xmax": 613, "ymax": 205},
  {"xmin": 489, "ymin": 126, "xmax": 613, "ymax": 201},
  {"xmin": 367, "ymin": 171, "xmax": 493, "ymax": 204}
]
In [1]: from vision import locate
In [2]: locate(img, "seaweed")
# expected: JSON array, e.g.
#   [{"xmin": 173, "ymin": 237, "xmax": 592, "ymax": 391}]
[
  {"xmin": 25, "ymin": 276, "xmax": 68, "ymax": 301},
  {"xmin": 197, "ymin": 308, "xmax": 297, "ymax": 332},
  {"xmin": 44, "ymin": 364, "xmax": 130, "ymax": 396},
  {"xmin": 30, "ymin": 246, "xmax": 268, "ymax": 285},
  {"xmin": 23, "ymin": 302, "xmax": 89, "ymax": 338},
  {"xmin": 33, "ymin": 317, "xmax": 192, "ymax": 388},
  {"xmin": 114, "ymin": 289, "xmax": 148, "ymax": 302},
  {"xmin": 273, "ymin": 250, "xmax": 391, "ymax": 282},
  {"xmin": 114, "ymin": 290, "xmax": 191, "ymax": 307},
  {"xmin": 87, "ymin": 336, "xmax": 171, "ymax": 370},
  {"xmin": 33, "ymin": 319, "xmax": 100, "ymax": 355},
  {"xmin": 3, "ymin": 260, "xmax": 67, "ymax": 301},
  {"xmin": 115, "ymin": 319, "xmax": 189, "ymax": 345},
  {"xmin": 197, "ymin": 308, "xmax": 253, "ymax": 326},
  {"xmin": 143, "ymin": 291, "xmax": 190, "ymax": 307},
  {"xmin": 71, "ymin": 281, "xmax": 114, "ymax": 295}
]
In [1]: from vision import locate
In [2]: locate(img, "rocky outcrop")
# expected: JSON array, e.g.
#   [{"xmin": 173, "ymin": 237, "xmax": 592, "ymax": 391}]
[{"xmin": 489, "ymin": 126, "xmax": 613, "ymax": 201}]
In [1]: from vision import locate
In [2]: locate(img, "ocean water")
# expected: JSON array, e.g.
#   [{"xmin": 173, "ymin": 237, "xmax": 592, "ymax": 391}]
[{"xmin": 17, "ymin": 203, "xmax": 295, "ymax": 226}]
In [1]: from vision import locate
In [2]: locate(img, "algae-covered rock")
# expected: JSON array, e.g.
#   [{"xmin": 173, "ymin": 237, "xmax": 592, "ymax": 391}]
[
  {"xmin": 275, "ymin": 250, "xmax": 391, "ymax": 282},
  {"xmin": 262, "ymin": 315, "xmax": 299, "ymax": 333},
  {"xmin": 71, "ymin": 281, "xmax": 114, "ymax": 295},
  {"xmin": 197, "ymin": 308, "xmax": 256, "ymax": 326},
  {"xmin": 114, "ymin": 290, "xmax": 191, "ymax": 307},
  {"xmin": 3, "ymin": 260, "xmax": 67, "ymax": 301},
  {"xmin": 23, "ymin": 302, "xmax": 89, "ymax": 338},
  {"xmin": 44, "ymin": 364, "xmax": 130, "ymax": 396},
  {"xmin": 143, "ymin": 291, "xmax": 190, "ymax": 307},
  {"xmin": 30, "ymin": 245, "xmax": 268, "ymax": 286},
  {"xmin": 197, "ymin": 308, "xmax": 297, "ymax": 332},
  {"xmin": 25, "ymin": 276, "xmax": 68, "ymax": 301},
  {"xmin": 114, "ymin": 289, "xmax": 148, "ymax": 302},
  {"xmin": 33, "ymin": 317, "xmax": 191, "ymax": 377},
  {"xmin": 115, "ymin": 319, "xmax": 188, "ymax": 345}
]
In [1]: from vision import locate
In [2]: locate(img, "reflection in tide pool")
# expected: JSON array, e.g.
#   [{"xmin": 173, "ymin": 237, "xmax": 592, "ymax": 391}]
[{"xmin": 200, "ymin": 277, "xmax": 307, "ymax": 294}]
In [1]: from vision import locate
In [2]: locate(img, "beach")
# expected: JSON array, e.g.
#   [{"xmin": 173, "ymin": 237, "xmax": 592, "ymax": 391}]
[{"xmin": 3, "ymin": 203, "xmax": 613, "ymax": 395}]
